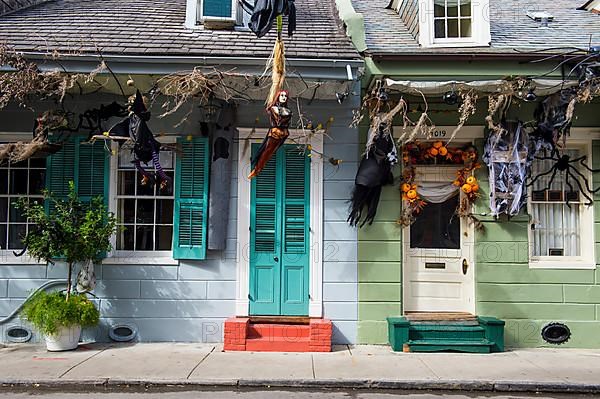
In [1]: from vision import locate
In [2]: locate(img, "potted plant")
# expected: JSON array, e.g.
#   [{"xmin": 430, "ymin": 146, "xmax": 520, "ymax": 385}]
[
  {"xmin": 17, "ymin": 182, "xmax": 118, "ymax": 351},
  {"xmin": 22, "ymin": 290, "xmax": 100, "ymax": 351}
]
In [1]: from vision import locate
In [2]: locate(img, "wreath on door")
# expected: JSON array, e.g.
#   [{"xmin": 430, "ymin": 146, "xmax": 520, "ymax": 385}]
[{"xmin": 398, "ymin": 141, "xmax": 484, "ymax": 231}]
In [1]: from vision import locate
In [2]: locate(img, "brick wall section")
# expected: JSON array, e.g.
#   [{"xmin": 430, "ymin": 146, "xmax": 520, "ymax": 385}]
[{"xmin": 223, "ymin": 317, "xmax": 248, "ymax": 351}]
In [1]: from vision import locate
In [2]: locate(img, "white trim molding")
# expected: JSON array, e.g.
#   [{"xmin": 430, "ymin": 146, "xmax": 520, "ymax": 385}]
[{"xmin": 235, "ymin": 128, "xmax": 324, "ymax": 317}]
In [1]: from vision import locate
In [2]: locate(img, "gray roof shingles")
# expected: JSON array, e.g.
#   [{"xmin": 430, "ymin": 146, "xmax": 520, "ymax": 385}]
[
  {"xmin": 353, "ymin": 0, "xmax": 600, "ymax": 54},
  {"xmin": 0, "ymin": 0, "xmax": 361, "ymax": 60}
]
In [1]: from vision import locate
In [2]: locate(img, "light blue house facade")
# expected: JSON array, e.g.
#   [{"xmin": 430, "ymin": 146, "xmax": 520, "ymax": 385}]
[{"xmin": 0, "ymin": 0, "xmax": 363, "ymax": 345}]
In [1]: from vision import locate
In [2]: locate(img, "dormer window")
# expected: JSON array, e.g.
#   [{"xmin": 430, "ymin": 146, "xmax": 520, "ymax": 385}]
[
  {"xmin": 388, "ymin": 0, "xmax": 490, "ymax": 48},
  {"xmin": 421, "ymin": 0, "xmax": 490, "ymax": 47},
  {"xmin": 433, "ymin": 0, "xmax": 472, "ymax": 40},
  {"xmin": 185, "ymin": 0, "xmax": 248, "ymax": 29}
]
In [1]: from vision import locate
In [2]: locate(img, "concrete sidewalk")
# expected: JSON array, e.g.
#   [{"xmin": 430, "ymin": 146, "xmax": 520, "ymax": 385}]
[{"xmin": 1, "ymin": 343, "xmax": 600, "ymax": 394}]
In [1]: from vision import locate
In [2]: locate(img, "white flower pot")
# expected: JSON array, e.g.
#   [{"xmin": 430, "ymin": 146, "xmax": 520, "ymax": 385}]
[{"xmin": 45, "ymin": 325, "xmax": 82, "ymax": 351}]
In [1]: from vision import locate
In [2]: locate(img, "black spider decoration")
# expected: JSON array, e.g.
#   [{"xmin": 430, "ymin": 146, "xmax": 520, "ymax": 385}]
[{"xmin": 527, "ymin": 151, "xmax": 600, "ymax": 205}]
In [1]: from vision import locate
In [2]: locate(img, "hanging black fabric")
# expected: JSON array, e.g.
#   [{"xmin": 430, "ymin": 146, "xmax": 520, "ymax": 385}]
[
  {"xmin": 348, "ymin": 132, "xmax": 396, "ymax": 227},
  {"xmin": 247, "ymin": 0, "xmax": 296, "ymax": 38}
]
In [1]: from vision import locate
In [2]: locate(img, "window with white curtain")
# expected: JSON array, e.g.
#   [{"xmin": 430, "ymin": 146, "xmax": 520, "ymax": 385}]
[{"xmin": 528, "ymin": 145, "xmax": 595, "ymax": 268}]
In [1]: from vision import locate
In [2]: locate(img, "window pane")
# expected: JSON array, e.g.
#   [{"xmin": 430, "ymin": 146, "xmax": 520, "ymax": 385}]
[
  {"xmin": 118, "ymin": 150, "xmax": 135, "ymax": 168},
  {"xmin": 29, "ymin": 158, "xmax": 46, "ymax": 168},
  {"xmin": 137, "ymin": 175, "xmax": 155, "ymax": 196},
  {"xmin": 460, "ymin": 0, "xmax": 471, "ymax": 16},
  {"xmin": 136, "ymin": 225, "xmax": 154, "ymax": 250},
  {"xmin": 9, "ymin": 169, "xmax": 28, "ymax": 195},
  {"xmin": 155, "ymin": 225, "xmax": 173, "ymax": 250},
  {"xmin": 8, "ymin": 223, "xmax": 26, "ymax": 250},
  {"xmin": 118, "ymin": 199, "xmax": 136, "ymax": 224},
  {"xmin": 159, "ymin": 151, "xmax": 174, "ymax": 170},
  {"xmin": 9, "ymin": 199, "xmax": 26, "ymax": 223},
  {"xmin": 447, "ymin": 3, "xmax": 458, "ymax": 17},
  {"xmin": 447, "ymin": 18, "xmax": 459, "ymax": 37},
  {"xmin": 0, "ymin": 169, "xmax": 7, "ymax": 194},
  {"xmin": 156, "ymin": 171, "xmax": 175, "ymax": 196},
  {"xmin": 460, "ymin": 18, "xmax": 472, "ymax": 37},
  {"xmin": 29, "ymin": 169, "xmax": 46, "ymax": 195},
  {"xmin": 434, "ymin": 1, "xmax": 445, "ymax": 17},
  {"xmin": 410, "ymin": 195, "xmax": 460, "ymax": 249},
  {"xmin": 434, "ymin": 19, "xmax": 446, "ymax": 38},
  {"xmin": 0, "ymin": 224, "xmax": 6, "ymax": 249},
  {"xmin": 156, "ymin": 199, "xmax": 174, "ymax": 224},
  {"xmin": 117, "ymin": 225, "xmax": 135, "ymax": 250},
  {"xmin": 0, "ymin": 198, "xmax": 7, "ymax": 222},
  {"xmin": 137, "ymin": 199, "xmax": 155, "ymax": 224},
  {"xmin": 118, "ymin": 171, "xmax": 136, "ymax": 195}
]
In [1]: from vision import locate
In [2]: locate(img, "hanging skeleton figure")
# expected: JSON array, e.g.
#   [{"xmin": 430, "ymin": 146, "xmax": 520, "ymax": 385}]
[
  {"xmin": 348, "ymin": 94, "xmax": 404, "ymax": 227},
  {"xmin": 108, "ymin": 90, "xmax": 171, "ymax": 190},
  {"xmin": 248, "ymin": 90, "xmax": 291, "ymax": 179}
]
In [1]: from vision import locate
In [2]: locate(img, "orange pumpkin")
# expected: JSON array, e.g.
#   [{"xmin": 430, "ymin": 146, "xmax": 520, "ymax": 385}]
[
  {"xmin": 471, "ymin": 183, "xmax": 479, "ymax": 192},
  {"xmin": 461, "ymin": 184, "xmax": 472, "ymax": 193},
  {"xmin": 401, "ymin": 183, "xmax": 411, "ymax": 192},
  {"xmin": 439, "ymin": 146, "xmax": 448, "ymax": 156},
  {"xmin": 429, "ymin": 147, "xmax": 439, "ymax": 156},
  {"xmin": 466, "ymin": 176, "xmax": 477, "ymax": 185},
  {"xmin": 407, "ymin": 189, "xmax": 418, "ymax": 199},
  {"xmin": 433, "ymin": 141, "xmax": 443, "ymax": 149}
]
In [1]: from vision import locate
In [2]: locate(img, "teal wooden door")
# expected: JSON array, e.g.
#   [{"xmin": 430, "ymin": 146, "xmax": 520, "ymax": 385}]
[{"xmin": 249, "ymin": 144, "xmax": 310, "ymax": 316}]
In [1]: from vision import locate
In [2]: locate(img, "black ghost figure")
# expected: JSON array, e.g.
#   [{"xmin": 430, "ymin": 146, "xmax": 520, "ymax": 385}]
[
  {"xmin": 348, "ymin": 132, "xmax": 397, "ymax": 227},
  {"xmin": 240, "ymin": 0, "xmax": 296, "ymax": 38},
  {"xmin": 109, "ymin": 90, "xmax": 171, "ymax": 190}
]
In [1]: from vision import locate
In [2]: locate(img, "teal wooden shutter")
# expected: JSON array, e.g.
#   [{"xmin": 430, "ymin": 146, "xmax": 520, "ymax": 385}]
[
  {"xmin": 77, "ymin": 140, "xmax": 110, "ymax": 205},
  {"xmin": 46, "ymin": 136, "xmax": 109, "ymax": 205},
  {"xmin": 173, "ymin": 137, "xmax": 209, "ymax": 260},
  {"xmin": 249, "ymin": 145, "xmax": 281, "ymax": 315},
  {"xmin": 203, "ymin": 0, "xmax": 233, "ymax": 18},
  {"xmin": 46, "ymin": 136, "xmax": 77, "ymax": 204},
  {"xmin": 280, "ymin": 146, "xmax": 310, "ymax": 316}
]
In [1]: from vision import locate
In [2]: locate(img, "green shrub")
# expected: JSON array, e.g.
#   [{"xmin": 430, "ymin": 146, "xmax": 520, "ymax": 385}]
[{"xmin": 22, "ymin": 290, "xmax": 99, "ymax": 336}]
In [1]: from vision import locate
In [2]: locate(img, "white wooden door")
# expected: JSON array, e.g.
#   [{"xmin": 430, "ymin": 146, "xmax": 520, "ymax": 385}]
[{"xmin": 403, "ymin": 166, "xmax": 475, "ymax": 313}]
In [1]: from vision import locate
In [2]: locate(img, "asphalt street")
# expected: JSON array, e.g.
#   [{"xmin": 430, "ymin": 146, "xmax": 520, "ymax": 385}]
[{"xmin": 0, "ymin": 390, "xmax": 589, "ymax": 399}]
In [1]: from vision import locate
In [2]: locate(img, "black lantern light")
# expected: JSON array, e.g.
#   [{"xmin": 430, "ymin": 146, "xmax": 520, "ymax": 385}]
[{"xmin": 199, "ymin": 93, "xmax": 223, "ymax": 124}]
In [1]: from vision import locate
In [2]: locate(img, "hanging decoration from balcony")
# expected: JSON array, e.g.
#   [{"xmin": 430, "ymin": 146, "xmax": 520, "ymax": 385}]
[
  {"xmin": 483, "ymin": 118, "xmax": 530, "ymax": 217},
  {"xmin": 244, "ymin": 0, "xmax": 296, "ymax": 179},
  {"xmin": 0, "ymin": 110, "xmax": 66, "ymax": 164},
  {"xmin": 106, "ymin": 90, "xmax": 172, "ymax": 190},
  {"xmin": 398, "ymin": 142, "xmax": 482, "ymax": 230},
  {"xmin": 347, "ymin": 92, "xmax": 405, "ymax": 227}
]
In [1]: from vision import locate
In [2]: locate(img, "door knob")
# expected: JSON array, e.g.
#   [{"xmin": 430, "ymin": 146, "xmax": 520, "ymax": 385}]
[
  {"xmin": 274, "ymin": 256, "xmax": 279, "ymax": 262},
  {"xmin": 462, "ymin": 259, "xmax": 469, "ymax": 275}
]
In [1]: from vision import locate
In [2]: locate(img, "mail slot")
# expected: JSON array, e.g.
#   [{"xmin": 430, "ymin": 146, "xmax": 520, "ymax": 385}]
[{"xmin": 425, "ymin": 262, "xmax": 446, "ymax": 269}]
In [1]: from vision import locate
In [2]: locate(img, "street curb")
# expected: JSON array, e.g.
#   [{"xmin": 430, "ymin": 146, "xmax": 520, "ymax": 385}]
[{"xmin": 1, "ymin": 378, "xmax": 600, "ymax": 394}]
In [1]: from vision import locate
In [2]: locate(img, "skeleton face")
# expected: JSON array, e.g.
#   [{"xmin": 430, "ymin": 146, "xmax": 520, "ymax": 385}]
[{"xmin": 278, "ymin": 91, "xmax": 288, "ymax": 104}]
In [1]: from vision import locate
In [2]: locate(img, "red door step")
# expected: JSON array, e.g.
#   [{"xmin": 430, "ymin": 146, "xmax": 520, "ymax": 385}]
[{"xmin": 224, "ymin": 318, "xmax": 332, "ymax": 352}]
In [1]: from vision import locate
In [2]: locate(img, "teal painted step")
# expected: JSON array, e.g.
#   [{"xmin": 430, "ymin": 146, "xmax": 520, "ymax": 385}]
[
  {"xmin": 388, "ymin": 316, "xmax": 505, "ymax": 353},
  {"xmin": 407, "ymin": 339, "xmax": 493, "ymax": 353},
  {"xmin": 409, "ymin": 324, "xmax": 486, "ymax": 341}
]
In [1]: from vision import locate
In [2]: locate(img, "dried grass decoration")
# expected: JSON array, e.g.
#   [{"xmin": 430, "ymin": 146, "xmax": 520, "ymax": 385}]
[{"xmin": 0, "ymin": 110, "xmax": 65, "ymax": 164}]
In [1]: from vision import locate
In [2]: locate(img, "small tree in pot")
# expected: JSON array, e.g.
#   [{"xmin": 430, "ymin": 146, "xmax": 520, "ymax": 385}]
[{"xmin": 17, "ymin": 182, "xmax": 118, "ymax": 350}]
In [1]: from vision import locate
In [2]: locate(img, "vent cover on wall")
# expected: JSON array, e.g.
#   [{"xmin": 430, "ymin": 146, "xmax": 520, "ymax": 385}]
[{"xmin": 541, "ymin": 322, "xmax": 571, "ymax": 344}]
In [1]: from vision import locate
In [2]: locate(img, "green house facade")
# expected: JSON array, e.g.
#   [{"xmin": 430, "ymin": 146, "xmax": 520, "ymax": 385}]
[{"xmin": 337, "ymin": 0, "xmax": 600, "ymax": 348}]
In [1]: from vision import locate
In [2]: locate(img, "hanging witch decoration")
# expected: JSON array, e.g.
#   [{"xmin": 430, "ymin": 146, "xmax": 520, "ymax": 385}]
[
  {"xmin": 107, "ymin": 90, "xmax": 172, "ymax": 190},
  {"xmin": 243, "ymin": 0, "xmax": 297, "ymax": 179}
]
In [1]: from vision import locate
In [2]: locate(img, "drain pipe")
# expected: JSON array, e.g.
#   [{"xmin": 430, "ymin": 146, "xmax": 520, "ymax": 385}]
[{"xmin": 0, "ymin": 280, "xmax": 67, "ymax": 325}]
